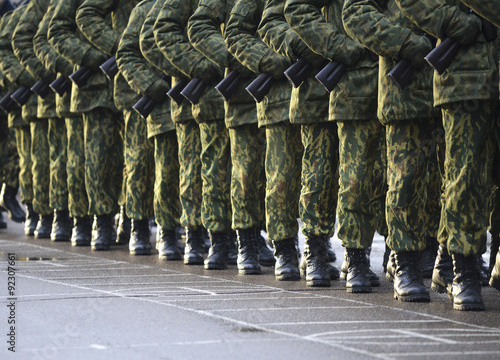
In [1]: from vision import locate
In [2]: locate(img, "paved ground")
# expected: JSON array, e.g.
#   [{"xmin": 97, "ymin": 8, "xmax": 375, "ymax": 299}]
[{"xmin": 1, "ymin": 216, "xmax": 500, "ymax": 360}]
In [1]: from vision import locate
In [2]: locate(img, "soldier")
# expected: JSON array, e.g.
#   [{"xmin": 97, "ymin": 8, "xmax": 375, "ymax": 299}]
[
  {"xmin": 390, "ymin": 0, "xmax": 498, "ymax": 310},
  {"xmin": 0, "ymin": 5, "xmax": 38, "ymax": 235},
  {"xmin": 48, "ymin": 0, "xmax": 123, "ymax": 251},
  {"xmin": 116, "ymin": 0, "xmax": 182, "ymax": 259},
  {"xmin": 76, "ymin": 0, "xmax": 153, "ymax": 255},
  {"xmin": 13, "ymin": 0, "xmax": 73, "ymax": 241},
  {"xmin": 154, "ymin": 0, "xmax": 233, "ymax": 267},
  {"xmin": 33, "ymin": 0, "xmax": 92, "ymax": 246}
]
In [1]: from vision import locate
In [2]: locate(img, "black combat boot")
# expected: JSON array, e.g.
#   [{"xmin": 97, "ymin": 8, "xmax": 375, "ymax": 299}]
[
  {"xmin": 129, "ymin": 219, "xmax": 152, "ymax": 255},
  {"xmin": 340, "ymin": 248, "xmax": 372, "ymax": 293},
  {"xmin": 302, "ymin": 237, "xmax": 330, "ymax": 287},
  {"xmin": 451, "ymin": 253, "xmax": 484, "ymax": 311},
  {"xmin": 489, "ymin": 234, "xmax": 499, "ymax": 276},
  {"xmin": 116, "ymin": 206, "xmax": 130, "ymax": 245},
  {"xmin": 236, "ymin": 227, "xmax": 261, "ymax": 275},
  {"xmin": 0, "ymin": 211, "xmax": 6, "ymax": 229},
  {"xmin": 0, "ymin": 184, "xmax": 25, "ymax": 222},
  {"xmin": 430, "ymin": 244, "xmax": 453, "ymax": 296},
  {"xmin": 227, "ymin": 231, "xmax": 238, "ymax": 265},
  {"xmin": 490, "ymin": 251, "xmax": 500, "ymax": 290},
  {"xmin": 204, "ymin": 232, "xmax": 229, "ymax": 270},
  {"xmin": 24, "ymin": 203, "xmax": 38, "ymax": 236},
  {"xmin": 184, "ymin": 228, "xmax": 205, "ymax": 265},
  {"xmin": 272, "ymin": 238, "xmax": 300, "ymax": 281},
  {"xmin": 50, "ymin": 210, "xmax": 72, "ymax": 242},
  {"xmin": 71, "ymin": 217, "xmax": 91, "ymax": 246},
  {"xmin": 393, "ymin": 251, "xmax": 430, "ymax": 302},
  {"xmin": 382, "ymin": 243, "xmax": 391, "ymax": 273},
  {"xmin": 477, "ymin": 255, "xmax": 490, "ymax": 286},
  {"xmin": 34, "ymin": 213, "xmax": 54, "ymax": 239},
  {"xmin": 385, "ymin": 251, "xmax": 396, "ymax": 282},
  {"xmin": 157, "ymin": 228, "xmax": 182, "ymax": 260},
  {"xmin": 326, "ymin": 238, "xmax": 336, "ymax": 263},
  {"xmin": 202, "ymin": 228, "xmax": 211, "ymax": 253},
  {"xmin": 257, "ymin": 229, "xmax": 275, "ymax": 267},
  {"xmin": 420, "ymin": 237, "xmax": 438, "ymax": 278},
  {"xmin": 91, "ymin": 214, "xmax": 113, "ymax": 251},
  {"xmin": 364, "ymin": 246, "xmax": 381, "ymax": 287},
  {"xmin": 175, "ymin": 225, "xmax": 186, "ymax": 253}
]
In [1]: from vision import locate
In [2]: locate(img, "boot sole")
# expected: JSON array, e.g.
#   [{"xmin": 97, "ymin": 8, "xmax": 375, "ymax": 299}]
[
  {"xmin": 184, "ymin": 258, "xmax": 204, "ymax": 265},
  {"xmin": 72, "ymin": 241, "xmax": 91, "ymax": 247},
  {"xmin": 347, "ymin": 286, "xmax": 372, "ymax": 293},
  {"xmin": 276, "ymin": 274, "xmax": 300, "ymax": 281},
  {"xmin": 453, "ymin": 303, "xmax": 485, "ymax": 311},
  {"xmin": 51, "ymin": 236, "xmax": 70, "ymax": 242},
  {"xmin": 91, "ymin": 244, "xmax": 110, "ymax": 251},
  {"xmin": 130, "ymin": 250, "xmax": 152, "ymax": 256},
  {"xmin": 394, "ymin": 293, "xmax": 430, "ymax": 302},
  {"xmin": 306, "ymin": 279, "xmax": 331, "ymax": 287},
  {"xmin": 238, "ymin": 269, "xmax": 261, "ymax": 275},
  {"xmin": 159, "ymin": 254, "xmax": 182, "ymax": 261},
  {"xmin": 35, "ymin": 233, "xmax": 51, "ymax": 239}
]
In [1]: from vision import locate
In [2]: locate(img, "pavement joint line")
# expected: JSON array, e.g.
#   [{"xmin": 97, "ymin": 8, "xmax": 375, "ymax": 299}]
[
  {"xmin": 305, "ymin": 328, "xmax": 500, "ymax": 338},
  {"xmin": 44, "ymin": 274, "xmax": 206, "ymax": 279},
  {"xmin": 329, "ymin": 341, "xmax": 500, "ymax": 346},
  {"xmin": 210, "ymin": 305, "xmax": 378, "ymax": 312},
  {"xmin": 258, "ymin": 320, "xmax": 445, "ymax": 326},
  {"xmin": 179, "ymin": 287, "xmax": 218, "ymax": 295},
  {"xmin": 379, "ymin": 350, "xmax": 500, "ymax": 357},
  {"xmin": 392, "ymin": 329, "xmax": 458, "ymax": 344}
]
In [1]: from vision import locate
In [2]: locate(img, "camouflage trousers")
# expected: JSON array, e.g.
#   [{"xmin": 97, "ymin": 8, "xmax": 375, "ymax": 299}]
[
  {"xmin": 176, "ymin": 120, "xmax": 202, "ymax": 230},
  {"xmin": 123, "ymin": 110, "xmax": 154, "ymax": 220},
  {"xmin": 266, "ymin": 121, "xmax": 302, "ymax": 242},
  {"xmin": 83, "ymin": 108, "xmax": 123, "ymax": 216},
  {"xmin": 423, "ymin": 136, "xmax": 445, "ymax": 240},
  {"xmin": 66, "ymin": 116, "xmax": 88, "ymax": 218},
  {"xmin": 199, "ymin": 120, "xmax": 231, "ymax": 233},
  {"xmin": 300, "ymin": 122, "xmax": 338, "ymax": 239},
  {"xmin": 13, "ymin": 124, "xmax": 33, "ymax": 204},
  {"xmin": 48, "ymin": 118, "xmax": 68, "ymax": 211},
  {"xmin": 0, "ymin": 125, "xmax": 20, "ymax": 189},
  {"xmin": 229, "ymin": 123, "xmax": 266, "ymax": 231},
  {"xmin": 31, "ymin": 119, "xmax": 51, "ymax": 216},
  {"xmin": 386, "ymin": 117, "xmax": 443, "ymax": 252},
  {"xmin": 336, "ymin": 120, "xmax": 386, "ymax": 249},
  {"xmin": 441, "ymin": 100, "xmax": 496, "ymax": 256},
  {"xmin": 154, "ymin": 131, "xmax": 180, "ymax": 231}
]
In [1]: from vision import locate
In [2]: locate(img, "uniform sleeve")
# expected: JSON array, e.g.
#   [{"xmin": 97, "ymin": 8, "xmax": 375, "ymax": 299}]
[
  {"xmin": 33, "ymin": 0, "xmax": 74, "ymax": 76},
  {"xmin": 153, "ymin": 0, "xmax": 205, "ymax": 78},
  {"xmin": 12, "ymin": 0, "xmax": 54, "ymax": 81},
  {"xmin": 48, "ymin": 0, "xmax": 108, "ymax": 69},
  {"xmin": 342, "ymin": 0, "xmax": 412, "ymax": 58},
  {"xmin": 461, "ymin": 0, "xmax": 500, "ymax": 29},
  {"xmin": 75, "ymin": 0, "xmax": 120, "ymax": 55},
  {"xmin": 116, "ymin": 2, "xmax": 166, "ymax": 96},
  {"xmin": 0, "ymin": 8, "xmax": 36, "ymax": 87},
  {"xmin": 139, "ymin": 0, "xmax": 183, "ymax": 77}
]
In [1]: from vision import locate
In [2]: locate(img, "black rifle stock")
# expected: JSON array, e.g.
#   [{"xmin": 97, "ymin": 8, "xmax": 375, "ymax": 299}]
[
  {"xmin": 167, "ymin": 78, "xmax": 189, "ymax": 105},
  {"xmin": 0, "ymin": 91, "xmax": 17, "ymax": 113},
  {"xmin": 245, "ymin": 73, "xmax": 273, "ymax": 103},
  {"xmin": 315, "ymin": 61, "xmax": 346, "ymax": 92},
  {"xmin": 30, "ymin": 80, "xmax": 51, "ymax": 99},
  {"xmin": 388, "ymin": 59, "xmax": 414, "ymax": 91},
  {"xmin": 215, "ymin": 70, "xmax": 241, "ymax": 102},
  {"xmin": 100, "ymin": 56, "xmax": 118, "ymax": 80},
  {"xmin": 133, "ymin": 74, "xmax": 171, "ymax": 118},
  {"xmin": 49, "ymin": 76, "xmax": 71, "ymax": 96},
  {"xmin": 10, "ymin": 86, "xmax": 32, "ymax": 107},
  {"xmin": 180, "ymin": 77, "xmax": 207, "ymax": 105},
  {"xmin": 284, "ymin": 58, "xmax": 313, "ymax": 88},
  {"xmin": 69, "ymin": 66, "xmax": 95, "ymax": 88}
]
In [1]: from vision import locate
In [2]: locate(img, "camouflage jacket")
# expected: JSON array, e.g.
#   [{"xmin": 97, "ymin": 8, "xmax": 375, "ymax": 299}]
[
  {"xmin": 139, "ymin": 0, "xmax": 192, "ymax": 124},
  {"xmin": 259, "ymin": 0, "xmax": 329, "ymax": 125},
  {"xmin": 76, "ymin": 0, "xmax": 142, "ymax": 112},
  {"xmin": 33, "ymin": 0, "xmax": 74, "ymax": 119},
  {"xmin": 0, "ymin": 6, "xmax": 36, "ymax": 124},
  {"xmin": 13, "ymin": 0, "xmax": 58, "ymax": 119},
  {"xmin": 48, "ymin": 0, "xmax": 116, "ymax": 113},
  {"xmin": 395, "ymin": 0, "xmax": 499, "ymax": 105},
  {"xmin": 461, "ymin": 0, "xmax": 500, "ymax": 30},
  {"xmin": 188, "ymin": 0, "xmax": 257, "ymax": 128},
  {"xmin": 284, "ymin": 0, "xmax": 378, "ymax": 121},
  {"xmin": 225, "ymin": 0, "xmax": 292, "ymax": 127},
  {"xmin": 116, "ymin": 0, "xmax": 174, "ymax": 137},
  {"xmin": 154, "ymin": 0, "xmax": 224, "ymax": 123},
  {"xmin": 342, "ymin": 0, "xmax": 439, "ymax": 123}
]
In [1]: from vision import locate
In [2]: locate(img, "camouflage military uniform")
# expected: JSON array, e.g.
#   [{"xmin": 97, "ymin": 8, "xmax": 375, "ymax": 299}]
[
  {"xmin": 460, "ymin": 0, "xmax": 500, "ymax": 29},
  {"xmin": 226, "ymin": 0, "xmax": 303, "ymax": 243},
  {"xmin": 76, "ymin": 0, "xmax": 152, "ymax": 222},
  {"xmin": 33, "ymin": 0, "xmax": 88, "ymax": 219},
  {"xmin": 395, "ymin": 0, "xmax": 498, "ymax": 257},
  {"xmin": 0, "ymin": 125, "xmax": 19, "ymax": 191},
  {"xmin": 49, "ymin": 0, "xmax": 123, "ymax": 218},
  {"xmin": 140, "ymin": 0, "xmax": 202, "ymax": 231},
  {"xmin": 188, "ymin": 0, "xmax": 266, "ymax": 234},
  {"xmin": 155, "ymin": 0, "xmax": 232, "ymax": 234},
  {"xmin": 116, "ymin": 0, "xmax": 180, "ymax": 232}
]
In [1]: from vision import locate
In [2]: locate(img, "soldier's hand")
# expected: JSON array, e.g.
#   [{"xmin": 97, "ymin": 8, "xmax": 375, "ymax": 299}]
[
  {"xmin": 333, "ymin": 37, "xmax": 364, "ymax": 66},
  {"xmin": 259, "ymin": 51, "xmax": 292, "ymax": 79},
  {"xmin": 399, "ymin": 32, "xmax": 433, "ymax": 69},
  {"xmin": 446, "ymin": 12, "xmax": 482, "ymax": 46},
  {"xmin": 82, "ymin": 49, "xmax": 108, "ymax": 71},
  {"xmin": 144, "ymin": 77, "xmax": 170, "ymax": 103},
  {"xmin": 192, "ymin": 58, "xmax": 224, "ymax": 83},
  {"xmin": 228, "ymin": 56, "xmax": 255, "ymax": 78}
]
